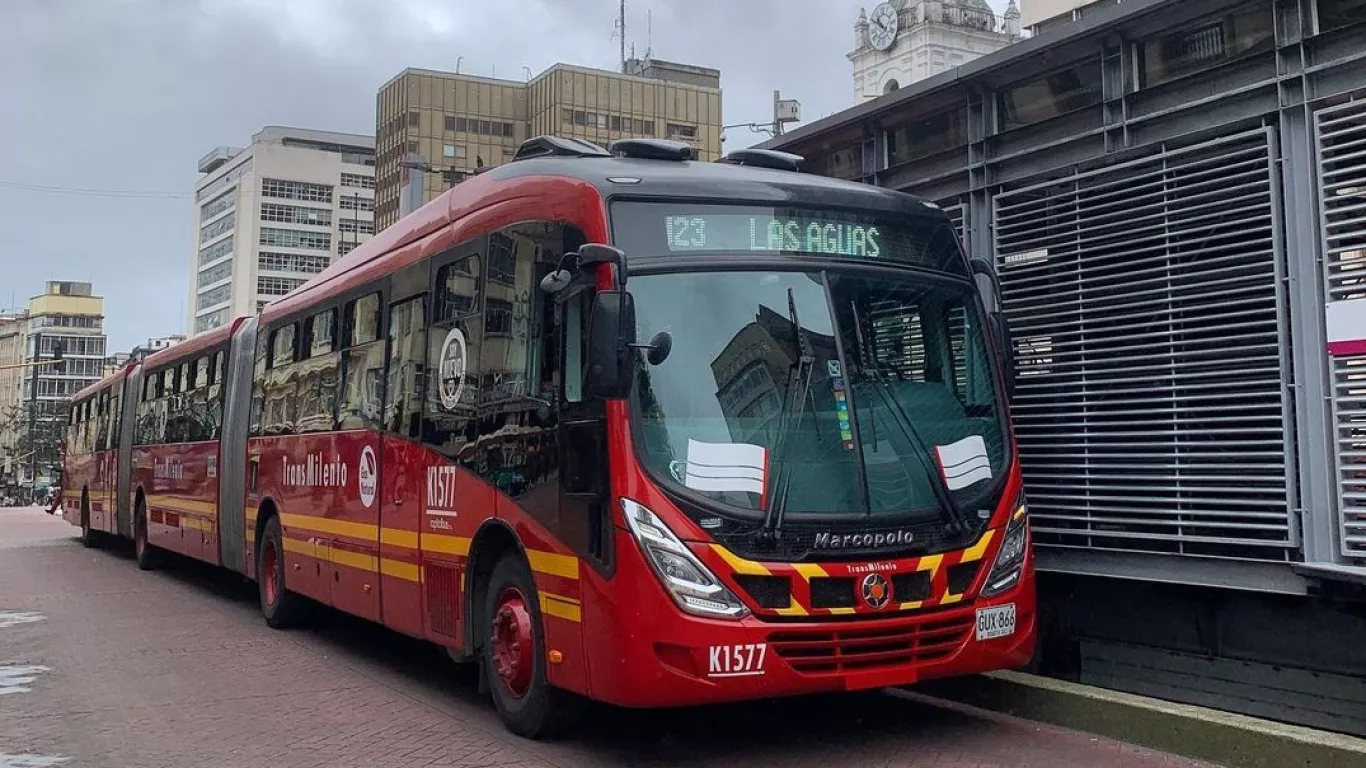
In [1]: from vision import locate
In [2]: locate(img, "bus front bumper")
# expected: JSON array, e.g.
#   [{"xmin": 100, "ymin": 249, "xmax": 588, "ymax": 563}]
[{"xmin": 580, "ymin": 554, "xmax": 1036, "ymax": 709}]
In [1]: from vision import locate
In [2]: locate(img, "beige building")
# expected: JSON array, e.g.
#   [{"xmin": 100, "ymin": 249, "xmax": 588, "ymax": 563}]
[
  {"xmin": 192, "ymin": 126, "xmax": 376, "ymax": 335},
  {"xmin": 0, "ymin": 282, "xmax": 107, "ymax": 488},
  {"xmin": 1018, "ymin": 0, "xmax": 1115, "ymax": 34},
  {"xmin": 375, "ymin": 58, "xmax": 723, "ymax": 231}
]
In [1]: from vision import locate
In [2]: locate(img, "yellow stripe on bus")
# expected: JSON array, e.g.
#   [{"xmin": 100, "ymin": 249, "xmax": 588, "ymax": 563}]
[{"xmin": 540, "ymin": 592, "xmax": 582, "ymax": 623}]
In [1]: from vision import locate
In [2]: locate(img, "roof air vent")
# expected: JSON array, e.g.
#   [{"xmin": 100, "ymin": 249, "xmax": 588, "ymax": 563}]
[
  {"xmin": 608, "ymin": 138, "xmax": 694, "ymax": 162},
  {"xmin": 719, "ymin": 148, "xmax": 804, "ymax": 172},
  {"xmin": 513, "ymin": 135, "xmax": 611, "ymax": 162}
]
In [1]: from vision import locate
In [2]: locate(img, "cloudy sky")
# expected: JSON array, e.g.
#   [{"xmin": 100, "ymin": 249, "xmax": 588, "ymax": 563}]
[{"xmin": 1, "ymin": 0, "xmax": 1007, "ymax": 353}]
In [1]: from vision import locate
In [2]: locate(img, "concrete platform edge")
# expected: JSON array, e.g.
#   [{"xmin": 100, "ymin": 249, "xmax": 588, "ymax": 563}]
[{"xmin": 906, "ymin": 670, "xmax": 1366, "ymax": 768}]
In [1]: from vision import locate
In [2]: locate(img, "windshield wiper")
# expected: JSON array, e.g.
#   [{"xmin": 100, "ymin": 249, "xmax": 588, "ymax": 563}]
[
  {"xmin": 847, "ymin": 304, "xmax": 972, "ymax": 536},
  {"xmin": 759, "ymin": 288, "xmax": 817, "ymax": 544}
]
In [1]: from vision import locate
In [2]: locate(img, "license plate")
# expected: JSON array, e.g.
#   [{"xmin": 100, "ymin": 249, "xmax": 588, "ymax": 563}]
[{"xmin": 975, "ymin": 604, "xmax": 1016, "ymax": 641}]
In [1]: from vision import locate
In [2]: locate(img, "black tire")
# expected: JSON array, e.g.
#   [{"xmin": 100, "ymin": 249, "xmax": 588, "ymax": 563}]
[
  {"xmin": 256, "ymin": 515, "xmax": 307, "ymax": 629},
  {"xmin": 79, "ymin": 493, "xmax": 100, "ymax": 549},
  {"xmin": 481, "ymin": 553, "xmax": 577, "ymax": 740},
  {"xmin": 133, "ymin": 499, "xmax": 160, "ymax": 571}
]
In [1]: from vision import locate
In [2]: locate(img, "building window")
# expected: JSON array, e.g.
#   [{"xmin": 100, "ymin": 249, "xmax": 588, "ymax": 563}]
[
  {"xmin": 442, "ymin": 143, "xmax": 468, "ymax": 159},
  {"xmin": 198, "ymin": 236, "xmax": 234, "ymax": 267},
  {"xmin": 1318, "ymin": 0, "xmax": 1366, "ymax": 33},
  {"xmin": 340, "ymin": 173, "xmax": 375, "ymax": 189},
  {"xmin": 199, "ymin": 211, "xmax": 235, "ymax": 243},
  {"xmin": 408, "ymin": 111, "xmax": 420, "ymax": 128},
  {"xmin": 261, "ymin": 178, "xmax": 333, "ymax": 203},
  {"xmin": 444, "ymin": 115, "xmax": 457, "ymax": 132},
  {"xmin": 339, "ymin": 196, "xmax": 374, "ymax": 212},
  {"xmin": 258, "ymin": 251, "xmax": 330, "ymax": 274},
  {"xmin": 196, "ymin": 260, "xmax": 232, "ymax": 288},
  {"xmin": 199, "ymin": 189, "xmax": 235, "ymax": 223},
  {"xmin": 196, "ymin": 158, "xmax": 251, "ymax": 202},
  {"xmin": 1000, "ymin": 60, "xmax": 1105, "ymax": 130},
  {"xmin": 196, "ymin": 283, "xmax": 231, "ymax": 310},
  {"xmin": 339, "ymin": 219, "xmax": 375, "ymax": 236},
  {"xmin": 453, "ymin": 117, "xmax": 517, "ymax": 137},
  {"xmin": 819, "ymin": 144, "xmax": 865, "ymax": 181},
  {"xmin": 257, "ymin": 276, "xmax": 306, "ymax": 297},
  {"xmin": 259, "ymin": 227, "xmax": 331, "ymax": 251},
  {"xmin": 665, "ymin": 122, "xmax": 698, "ymax": 139},
  {"xmin": 1139, "ymin": 4, "xmax": 1276, "ymax": 88},
  {"xmin": 260, "ymin": 202, "xmax": 332, "ymax": 226},
  {"xmin": 886, "ymin": 108, "xmax": 968, "ymax": 166},
  {"xmin": 195, "ymin": 309, "xmax": 229, "ymax": 332}
]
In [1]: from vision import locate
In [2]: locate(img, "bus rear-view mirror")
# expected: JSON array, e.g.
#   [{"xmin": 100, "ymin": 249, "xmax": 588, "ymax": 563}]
[{"xmin": 587, "ymin": 290, "xmax": 637, "ymax": 399}]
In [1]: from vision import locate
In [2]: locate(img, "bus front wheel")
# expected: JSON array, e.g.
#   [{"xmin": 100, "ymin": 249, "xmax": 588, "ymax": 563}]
[{"xmin": 481, "ymin": 553, "xmax": 576, "ymax": 740}]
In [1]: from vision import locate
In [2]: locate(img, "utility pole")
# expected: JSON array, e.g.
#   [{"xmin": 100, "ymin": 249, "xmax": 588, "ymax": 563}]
[{"xmin": 619, "ymin": 0, "xmax": 627, "ymax": 71}]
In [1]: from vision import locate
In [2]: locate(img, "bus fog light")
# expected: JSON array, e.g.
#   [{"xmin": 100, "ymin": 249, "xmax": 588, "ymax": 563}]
[
  {"xmin": 622, "ymin": 498, "xmax": 749, "ymax": 619},
  {"xmin": 981, "ymin": 497, "xmax": 1028, "ymax": 598}
]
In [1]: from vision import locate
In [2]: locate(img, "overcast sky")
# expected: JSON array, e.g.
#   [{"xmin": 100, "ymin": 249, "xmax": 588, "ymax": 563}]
[{"xmin": 1, "ymin": 0, "xmax": 1007, "ymax": 353}]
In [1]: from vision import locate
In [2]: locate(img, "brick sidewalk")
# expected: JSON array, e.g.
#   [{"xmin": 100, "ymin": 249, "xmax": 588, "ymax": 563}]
[{"xmin": 0, "ymin": 507, "xmax": 1209, "ymax": 767}]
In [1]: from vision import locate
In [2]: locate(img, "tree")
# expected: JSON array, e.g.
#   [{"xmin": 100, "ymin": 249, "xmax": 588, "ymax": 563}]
[{"xmin": 0, "ymin": 399, "xmax": 68, "ymax": 487}]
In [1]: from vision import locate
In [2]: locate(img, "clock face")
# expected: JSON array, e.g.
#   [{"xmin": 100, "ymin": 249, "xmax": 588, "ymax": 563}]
[{"xmin": 868, "ymin": 2, "xmax": 899, "ymax": 51}]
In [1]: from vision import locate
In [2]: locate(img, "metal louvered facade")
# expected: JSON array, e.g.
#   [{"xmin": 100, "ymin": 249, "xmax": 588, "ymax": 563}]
[
  {"xmin": 1315, "ymin": 100, "xmax": 1366, "ymax": 557},
  {"xmin": 996, "ymin": 129, "xmax": 1293, "ymax": 560},
  {"xmin": 767, "ymin": 0, "xmax": 1366, "ymax": 588}
]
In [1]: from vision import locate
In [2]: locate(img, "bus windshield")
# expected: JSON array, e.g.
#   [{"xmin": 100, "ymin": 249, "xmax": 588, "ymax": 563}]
[{"xmin": 629, "ymin": 267, "xmax": 1009, "ymax": 522}]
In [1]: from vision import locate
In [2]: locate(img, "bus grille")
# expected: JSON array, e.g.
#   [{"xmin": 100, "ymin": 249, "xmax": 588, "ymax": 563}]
[{"xmin": 768, "ymin": 615, "xmax": 973, "ymax": 675}]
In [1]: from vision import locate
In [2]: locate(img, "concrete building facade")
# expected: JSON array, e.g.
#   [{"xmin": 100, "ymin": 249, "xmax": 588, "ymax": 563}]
[
  {"xmin": 850, "ymin": 0, "xmax": 1022, "ymax": 101},
  {"xmin": 374, "ymin": 59, "xmax": 722, "ymax": 231},
  {"xmin": 191, "ymin": 126, "xmax": 376, "ymax": 335},
  {"xmin": 0, "ymin": 282, "xmax": 107, "ymax": 489}
]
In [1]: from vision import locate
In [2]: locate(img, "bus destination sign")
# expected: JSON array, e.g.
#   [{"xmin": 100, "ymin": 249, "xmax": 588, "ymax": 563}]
[
  {"xmin": 611, "ymin": 201, "xmax": 969, "ymax": 277},
  {"xmin": 665, "ymin": 213, "xmax": 883, "ymax": 259}
]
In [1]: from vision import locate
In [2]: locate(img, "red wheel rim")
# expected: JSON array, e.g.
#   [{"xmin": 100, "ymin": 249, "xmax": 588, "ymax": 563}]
[
  {"xmin": 490, "ymin": 586, "xmax": 534, "ymax": 699},
  {"xmin": 262, "ymin": 538, "xmax": 279, "ymax": 607}
]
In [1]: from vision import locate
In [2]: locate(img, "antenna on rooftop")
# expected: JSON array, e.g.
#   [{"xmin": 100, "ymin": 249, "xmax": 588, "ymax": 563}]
[{"xmin": 616, "ymin": 0, "xmax": 627, "ymax": 71}]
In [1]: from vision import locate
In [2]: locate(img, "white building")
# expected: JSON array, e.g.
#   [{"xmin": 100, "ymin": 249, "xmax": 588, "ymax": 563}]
[
  {"xmin": 850, "ymin": 0, "xmax": 1022, "ymax": 101},
  {"xmin": 190, "ymin": 126, "xmax": 376, "ymax": 335}
]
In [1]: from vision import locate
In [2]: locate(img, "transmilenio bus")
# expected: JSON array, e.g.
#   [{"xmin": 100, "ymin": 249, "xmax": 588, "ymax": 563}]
[{"xmin": 62, "ymin": 136, "xmax": 1034, "ymax": 738}]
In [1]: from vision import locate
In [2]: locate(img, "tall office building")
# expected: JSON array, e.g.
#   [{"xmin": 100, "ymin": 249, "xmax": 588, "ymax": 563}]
[
  {"xmin": 0, "ymin": 282, "xmax": 107, "ymax": 489},
  {"xmin": 191, "ymin": 126, "xmax": 376, "ymax": 335},
  {"xmin": 374, "ymin": 58, "xmax": 722, "ymax": 231}
]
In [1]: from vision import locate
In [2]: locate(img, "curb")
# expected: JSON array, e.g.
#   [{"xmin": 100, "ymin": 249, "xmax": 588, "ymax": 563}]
[{"xmin": 909, "ymin": 670, "xmax": 1366, "ymax": 768}]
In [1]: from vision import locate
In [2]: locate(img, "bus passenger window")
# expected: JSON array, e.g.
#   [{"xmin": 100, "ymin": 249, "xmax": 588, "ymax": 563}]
[
  {"xmin": 339, "ymin": 291, "xmax": 385, "ymax": 430},
  {"xmin": 563, "ymin": 290, "xmax": 589, "ymax": 404}
]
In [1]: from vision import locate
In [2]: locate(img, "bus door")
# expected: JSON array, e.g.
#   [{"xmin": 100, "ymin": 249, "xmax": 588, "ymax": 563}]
[
  {"xmin": 415, "ymin": 237, "xmax": 488, "ymax": 647},
  {"xmin": 378, "ymin": 257, "xmax": 432, "ymax": 640}
]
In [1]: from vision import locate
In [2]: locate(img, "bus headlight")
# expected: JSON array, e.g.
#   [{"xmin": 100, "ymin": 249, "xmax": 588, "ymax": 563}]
[
  {"xmin": 621, "ymin": 498, "xmax": 749, "ymax": 620},
  {"xmin": 980, "ymin": 495, "xmax": 1029, "ymax": 598}
]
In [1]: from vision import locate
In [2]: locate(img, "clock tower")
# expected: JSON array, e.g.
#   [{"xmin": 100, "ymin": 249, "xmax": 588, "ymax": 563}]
[{"xmin": 850, "ymin": 0, "xmax": 1022, "ymax": 102}]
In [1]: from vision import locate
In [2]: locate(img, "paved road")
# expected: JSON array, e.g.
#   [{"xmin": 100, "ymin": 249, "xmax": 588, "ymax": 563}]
[{"xmin": 0, "ymin": 506, "xmax": 1210, "ymax": 768}]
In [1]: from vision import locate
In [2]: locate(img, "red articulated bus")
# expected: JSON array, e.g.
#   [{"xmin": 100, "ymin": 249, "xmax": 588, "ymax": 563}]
[
  {"xmin": 62, "ymin": 363, "xmax": 135, "ymax": 544},
  {"xmin": 63, "ymin": 136, "xmax": 1034, "ymax": 738}
]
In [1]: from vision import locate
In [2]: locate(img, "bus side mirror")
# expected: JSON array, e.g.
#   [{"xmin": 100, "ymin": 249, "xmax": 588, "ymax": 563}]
[{"xmin": 587, "ymin": 290, "xmax": 637, "ymax": 399}]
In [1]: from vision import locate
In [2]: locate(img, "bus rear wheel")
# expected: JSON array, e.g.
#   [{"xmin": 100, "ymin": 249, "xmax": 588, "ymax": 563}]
[
  {"xmin": 134, "ymin": 500, "xmax": 160, "ymax": 571},
  {"xmin": 256, "ymin": 515, "xmax": 307, "ymax": 629},
  {"xmin": 79, "ymin": 494, "xmax": 100, "ymax": 549},
  {"xmin": 481, "ymin": 553, "xmax": 576, "ymax": 740}
]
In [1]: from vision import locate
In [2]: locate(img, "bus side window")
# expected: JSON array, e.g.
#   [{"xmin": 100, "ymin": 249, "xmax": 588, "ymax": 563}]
[{"xmin": 563, "ymin": 290, "xmax": 588, "ymax": 404}]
